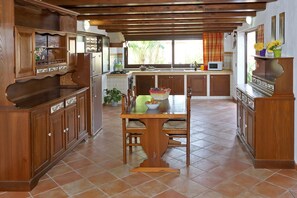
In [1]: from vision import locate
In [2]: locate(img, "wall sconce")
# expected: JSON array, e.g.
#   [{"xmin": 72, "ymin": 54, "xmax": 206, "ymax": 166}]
[
  {"xmin": 246, "ymin": 16, "xmax": 253, "ymax": 25},
  {"xmin": 83, "ymin": 20, "xmax": 90, "ymax": 31}
]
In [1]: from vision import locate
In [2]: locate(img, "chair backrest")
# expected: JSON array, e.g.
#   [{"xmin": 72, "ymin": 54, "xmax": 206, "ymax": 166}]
[
  {"xmin": 127, "ymin": 86, "xmax": 136, "ymax": 106},
  {"xmin": 121, "ymin": 94, "xmax": 128, "ymax": 113},
  {"xmin": 187, "ymin": 88, "xmax": 192, "ymax": 125}
]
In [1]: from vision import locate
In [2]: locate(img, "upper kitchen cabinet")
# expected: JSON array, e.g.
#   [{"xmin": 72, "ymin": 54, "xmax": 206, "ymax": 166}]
[
  {"xmin": 15, "ymin": 26, "xmax": 36, "ymax": 79},
  {"xmin": 14, "ymin": 0, "xmax": 78, "ymax": 33},
  {"xmin": 13, "ymin": 0, "xmax": 79, "ymax": 80}
]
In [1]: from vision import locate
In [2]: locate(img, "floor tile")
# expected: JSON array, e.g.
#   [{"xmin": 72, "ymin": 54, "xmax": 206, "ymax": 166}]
[
  {"xmin": 98, "ymin": 179, "xmax": 131, "ymax": 196},
  {"xmin": 61, "ymin": 178, "xmax": 94, "ymax": 196},
  {"xmin": 251, "ymin": 181, "xmax": 287, "ymax": 197},
  {"xmin": 136, "ymin": 180, "xmax": 169, "ymax": 197}
]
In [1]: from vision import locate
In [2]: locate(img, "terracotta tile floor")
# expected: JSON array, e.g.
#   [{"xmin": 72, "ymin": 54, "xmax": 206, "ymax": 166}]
[{"xmin": 1, "ymin": 99, "xmax": 297, "ymax": 197}]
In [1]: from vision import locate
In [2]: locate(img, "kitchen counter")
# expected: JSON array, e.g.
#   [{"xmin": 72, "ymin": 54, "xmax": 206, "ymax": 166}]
[
  {"xmin": 15, "ymin": 86, "xmax": 88, "ymax": 108},
  {"xmin": 131, "ymin": 69, "xmax": 232, "ymax": 75}
]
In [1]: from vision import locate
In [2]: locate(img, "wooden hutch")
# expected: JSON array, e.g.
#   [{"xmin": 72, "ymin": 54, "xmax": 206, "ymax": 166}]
[
  {"xmin": 0, "ymin": 0, "xmax": 89, "ymax": 191},
  {"xmin": 236, "ymin": 56, "xmax": 294, "ymax": 168}
]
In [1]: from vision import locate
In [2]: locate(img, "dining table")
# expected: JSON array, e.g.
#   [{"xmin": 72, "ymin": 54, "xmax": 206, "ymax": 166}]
[{"xmin": 121, "ymin": 95, "xmax": 187, "ymax": 172}]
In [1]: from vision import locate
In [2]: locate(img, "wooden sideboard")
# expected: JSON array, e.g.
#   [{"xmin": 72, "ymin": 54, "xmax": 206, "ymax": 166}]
[
  {"xmin": 0, "ymin": 0, "xmax": 90, "ymax": 191},
  {"xmin": 236, "ymin": 56, "xmax": 294, "ymax": 169}
]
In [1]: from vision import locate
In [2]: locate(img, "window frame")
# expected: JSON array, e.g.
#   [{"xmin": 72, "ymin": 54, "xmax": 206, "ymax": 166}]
[{"xmin": 124, "ymin": 38, "xmax": 203, "ymax": 69}]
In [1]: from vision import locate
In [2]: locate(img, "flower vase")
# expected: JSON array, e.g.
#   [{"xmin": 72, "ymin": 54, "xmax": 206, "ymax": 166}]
[
  {"xmin": 266, "ymin": 50, "xmax": 274, "ymax": 58},
  {"xmin": 273, "ymin": 48, "xmax": 282, "ymax": 58},
  {"xmin": 259, "ymin": 49, "xmax": 266, "ymax": 56}
]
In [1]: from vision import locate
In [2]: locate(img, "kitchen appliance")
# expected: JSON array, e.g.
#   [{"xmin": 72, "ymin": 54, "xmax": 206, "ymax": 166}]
[
  {"xmin": 73, "ymin": 53, "xmax": 103, "ymax": 136},
  {"xmin": 208, "ymin": 61, "xmax": 223, "ymax": 70}
]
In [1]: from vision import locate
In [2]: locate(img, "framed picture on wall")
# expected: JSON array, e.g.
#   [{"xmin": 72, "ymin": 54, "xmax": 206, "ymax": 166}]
[
  {"xmin": 279, "ymin": 12, "xmax": 285, "ymax": 44},
  {"xmin": 271, "ymin": 15, "xmax": 276, "ymax": 40}
]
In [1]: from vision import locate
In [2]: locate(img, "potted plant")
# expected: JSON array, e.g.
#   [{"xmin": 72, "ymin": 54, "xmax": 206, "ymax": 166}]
[{"xmin": 104, "ymin": 88, "xmax": 122, "ymax": 106}]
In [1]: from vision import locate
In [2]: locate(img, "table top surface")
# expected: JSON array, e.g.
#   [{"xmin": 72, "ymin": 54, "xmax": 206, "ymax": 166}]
[{"xmin": 121, "ymin": 95, "xmax": 187, "ymax": 119}]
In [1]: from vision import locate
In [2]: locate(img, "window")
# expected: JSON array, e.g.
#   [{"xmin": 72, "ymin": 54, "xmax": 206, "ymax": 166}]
[
  {"xmin": 174, "ymin": 40, "xmax": 203, "ymax": 64},
  {"xmin": 128, "ymin": 40, "xmax": 172, "ymax": 65},
  {"xmin": 246, "ymin": 31, "xmax": 256, "ymax": 83},
  {"xmin": 126, "ymin": 39, "xmax": 203, "ymax": 68}
]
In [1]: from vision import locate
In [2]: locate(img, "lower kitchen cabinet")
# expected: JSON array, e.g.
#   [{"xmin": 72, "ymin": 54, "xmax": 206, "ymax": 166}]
[
  {"xmin": 135, "ymin": 75, "xmax": 155, "ymax": 95},
  {"xmin": 0, "ymin": 88, "xmax": 88, "ymax": 191},
  {"xmin": 50, "ymin": 108, "xmax": 66, "ymax": 160},
  {"xmin": 77, "ymin": 92, "xmax": 87, "ymax": 139},
  {"xmin": 187, "ymin": 75, "xmax": 206, "ymax": 96},
  {"xmin": 210, "ymin": 74, "xmax": 230, "ymax": 96},
  {"xmin": 31, "ymin": 108, "xmax": 50, "ymax": 176},
  {"xmin": 158, "ymin": 75, "xmax": 184, "ymax": 95}
]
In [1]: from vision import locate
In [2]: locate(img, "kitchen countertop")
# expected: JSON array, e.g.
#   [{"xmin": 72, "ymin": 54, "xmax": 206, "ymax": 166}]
[{"xmin": 131, "ymin": 69, "xmax": 232, "ymax": 75}]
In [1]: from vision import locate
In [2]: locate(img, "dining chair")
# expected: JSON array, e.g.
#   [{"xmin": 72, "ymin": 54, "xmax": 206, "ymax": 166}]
[
  {"xmin": 162, "ymin": 90, "xmax": 192, "ymax": 166},
  {"xmin": 121, "ymin": 93, "xmax": 146, "ymax": 164}
]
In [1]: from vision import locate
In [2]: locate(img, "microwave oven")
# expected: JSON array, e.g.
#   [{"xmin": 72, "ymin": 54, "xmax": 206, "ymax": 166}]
[{"xmin": 208, "ymin": 61, "xmax": 223, "ymax": 70}]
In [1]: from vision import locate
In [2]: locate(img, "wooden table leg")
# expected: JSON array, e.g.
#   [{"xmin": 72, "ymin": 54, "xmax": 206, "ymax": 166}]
[{"xmin": 138, "ymin": 118, "xmax": 170, "ymax": 168}]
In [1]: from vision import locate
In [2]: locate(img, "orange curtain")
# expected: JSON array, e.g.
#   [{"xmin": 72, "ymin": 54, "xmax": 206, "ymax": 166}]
[{"xmin": 203, "ymin": 32, "xmax": 224, "ymax": 65}]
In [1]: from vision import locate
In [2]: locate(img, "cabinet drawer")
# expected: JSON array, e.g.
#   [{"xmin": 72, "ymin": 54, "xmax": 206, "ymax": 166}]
[
  {"xmin": 65, "ymin": 96, "xmax": 77, "ymax": 107},
  {"xmin": 241, "ymin": 93, "xmax": 247, "ymax": 105},
  {"xmin": 50, "ymin": 102, "xmax": 64, "ymax": 114},
  {"xmin": 236, "ymin": 89, "xmax": 241, "ymax": 100},
  {"xmin": 248, "ymin": 98, "xmax": 254, "ymax": 110}
]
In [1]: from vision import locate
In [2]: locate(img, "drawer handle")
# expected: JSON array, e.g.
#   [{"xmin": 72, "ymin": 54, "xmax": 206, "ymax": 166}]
[
  {"xmin": 48, "ymin": 133, "xmax": 52, "ymax": 137},
  {"xmin": 78, "ymin": 115, "xmax": 81, "ymax": 118},
  {"xmin": 63, "ymin": 129, "xmax": 67, "ymax": 133}
]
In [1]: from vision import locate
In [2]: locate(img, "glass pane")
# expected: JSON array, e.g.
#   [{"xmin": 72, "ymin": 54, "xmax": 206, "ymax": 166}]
[
  {"xmin": 128, "ymin": 40, "xmax": 172, "ymax": 64},
  {"xmin": 174, "ymin": 40, "xmax": 203, "ymax": 64},
  {"xmin": 246, "ymin": 31, "xmax": 256, "ymax": 83}
]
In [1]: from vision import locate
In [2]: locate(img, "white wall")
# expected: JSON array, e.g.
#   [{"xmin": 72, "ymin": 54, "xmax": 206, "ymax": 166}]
[{"xmin": 235, "ymin": 0, "xmax": 297, "ymax": 161}]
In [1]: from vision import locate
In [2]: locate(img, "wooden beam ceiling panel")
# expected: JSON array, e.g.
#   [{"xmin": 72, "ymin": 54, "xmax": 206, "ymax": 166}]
[
  {"xmin": 69, "ymin": 3, "xmax": 266, "ymax": 15},
  {"xmin": 89, "ymin": 18, "xmax": 246, "ymax": 25},
  {"xmin": 77, "ymin": 12, "xmax": 256, "ymax": 20},
  {"xmin": 42, "ymin": 0, "xmax": 276, "ymax": 38},
  {"xmin": 43, "ymin": 0, "xmax": 276, "ymax": 6}
]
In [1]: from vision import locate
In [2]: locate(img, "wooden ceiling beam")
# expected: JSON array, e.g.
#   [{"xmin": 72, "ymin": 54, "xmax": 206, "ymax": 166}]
[
  {"xmin": 43, "ymin": 0, "xmax": 276, "ymax": 6},
  {"xmin": 89, "ymin": 18, "xmax": 246, "ymax": 25},
  {"xmin": 70, "ymin": 3, "xmax": 265, "ymax": 15},
  {"xmin": 100, "ymin": 24, "xmax": 239, "ymax": 31},
  {"xmin": 117, "ymin": 28, "xmax": 235, "ymax": 34},
  {"xmin": 77, "ymin": 12, "xmax": 256, "ymax": 20}
]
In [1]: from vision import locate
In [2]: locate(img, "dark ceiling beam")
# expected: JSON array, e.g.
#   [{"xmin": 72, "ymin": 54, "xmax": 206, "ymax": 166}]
[
  {"xmin": 43, "ymin": 0, "xmax": 277, "ymax": 6},
  {"xmin": 117, "ymin": 28, "xmax": 235, "ymax": 34},
  {"xmin": 78, "ymin": 12, "xmax": 256, "ymax": 20},
  {"xmin": 89, "ymin": 18, "xmax": 246, "ymax": 25},
  {"xmin": 70, "ymin": 3, "xmax": 266, "ymax": 15},
  {"xmin": 100, "ymin": 24, "xmax": 239, "ymax": 31}
]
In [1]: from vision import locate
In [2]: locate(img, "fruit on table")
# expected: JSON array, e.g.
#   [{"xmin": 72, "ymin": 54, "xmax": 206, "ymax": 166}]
[
  {"xmin": 145, "ymin": 98, "xmax": 158, "ymax": 104},
  {"xmin": 149, "ymin": 88, "xmax": 170, "ymax": 94}
]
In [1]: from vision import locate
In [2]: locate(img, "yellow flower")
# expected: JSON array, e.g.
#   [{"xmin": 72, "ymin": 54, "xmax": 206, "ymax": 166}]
[
  {"xmin": 266, "ymin": 40, "xmax": 282, "ymax": 52},
  {"xmin": 254, "ymin": 43, "xmax": 264, "ymax": 51}
]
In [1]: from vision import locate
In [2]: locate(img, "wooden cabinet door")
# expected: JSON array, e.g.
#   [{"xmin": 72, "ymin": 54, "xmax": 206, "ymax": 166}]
[
  {"xmin": 15, "ymin": 26, "xmax": 35, "ymax": 78},
  {"xmin": 236, "ymin": 100, "xmax": 243, "ymax": 136},
  {"xmin": 187, "ymin": 75, "xmax": 206, "ymax": 96},
  {"xmin": 242, "ymin": 105, "xmax": 247, "ymax": 140},
  {"xmin": 77, "ymin": 93, "xmax": 87, "ymax": 139},
  {"xmin": 136, "ymin": 75, "xmax": 155, "ymax": 95},
  {"xmin": 172, "ymin": 75, "xmax": 184, "ymax": 95},
  {"xmin": 31, "ymin": 108, "xmax": 50, "ymax": 176},
  {"xmin": 65, "ymin": 104, "xmax": 77, "ymax": 149},
  {"xmin": 49, "ymin": 110, "xmax": 65, "ymax": 160},
  {"xmin": 210, "ymin": 75, "xmax": 230, "ymax": 96},
  {"xmin": 158, "ymin": 75, "xmax": 171, "ymax": 90},
  {"xmin": 159, "ymin": 75, "xmax": 184, "ymax": 95},
  {"xmin": 67, "ymin": 34, "xmax": 77, "ymax": 69},
  {"xmin": 247, "ymin": 108, "xmax": 255, "ymax": 156}
]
